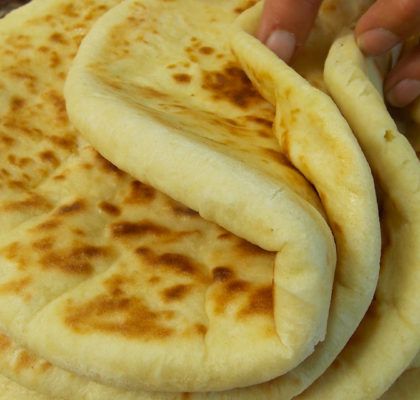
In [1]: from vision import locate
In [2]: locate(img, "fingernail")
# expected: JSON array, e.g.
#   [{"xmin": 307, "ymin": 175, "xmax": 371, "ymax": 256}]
[
  {"xmin": 357, "ymin": 28, "xmax": 400, "ymax": 56},
  {"xmin": 265, "ymin": 30, "xmax": 296, "ymax": 63},
  {"xmin": 387, "ymin": 79, "xmax": 420, "ymax": 107}
]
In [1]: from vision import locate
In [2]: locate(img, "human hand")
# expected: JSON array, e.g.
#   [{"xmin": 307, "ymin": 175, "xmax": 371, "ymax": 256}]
[{"xmin": 256, "ymin": 0, "xmax": 420, "ymax": 107}]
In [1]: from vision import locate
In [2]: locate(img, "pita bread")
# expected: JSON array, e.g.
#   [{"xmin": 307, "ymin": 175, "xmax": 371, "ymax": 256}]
[
  {"xmin": 379, "ymin": 352, "xmax": 420, "ymax": 400},
  {"xmin": 0, "ymin": 0, "xmax": 334, "ymax": 395},
  {"xmin": 294, "ymin": 32, "xmax": 420, "ymax": 400},
  {"xmin": 0, "ymin": 0, "xmax": 402, "ymax": 399},
  {"xmin": 380, "ymin": 367, "xmax": 420, "ymax": 400},
  {"xmin": 0, "ymin": 374, "xmax": 52, "ymax": 400},
  {"xmin": 65, "ymin": 0, "xmax": 379, "ymax": 393}
]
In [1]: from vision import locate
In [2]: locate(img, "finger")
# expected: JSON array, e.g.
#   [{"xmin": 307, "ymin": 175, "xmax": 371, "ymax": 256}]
[
  {"xmin": 256, "ymin": 0, "xmax": 322, "ymax": 63},
  {"xmin": 385, "ymin": 44, "xmax": 420, "ymax": 107},
  {"xmin": 356, "ymin": 0, "xmax": 420, "ymax": 56}
]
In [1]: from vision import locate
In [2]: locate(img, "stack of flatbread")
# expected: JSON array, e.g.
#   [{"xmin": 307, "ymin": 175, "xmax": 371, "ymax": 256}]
[{"xmin": 0, "ymin": 0, "xmax": 418, "ymax": 399}]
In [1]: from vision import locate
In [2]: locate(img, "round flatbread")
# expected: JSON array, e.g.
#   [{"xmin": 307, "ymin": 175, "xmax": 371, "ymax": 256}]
[{"xmin": 298, "ymin": 32, "xmax": 420, "ymax": 400}]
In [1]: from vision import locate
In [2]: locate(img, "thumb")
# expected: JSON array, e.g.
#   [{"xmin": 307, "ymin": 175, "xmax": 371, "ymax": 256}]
[{"xmin": 256, "ymin": 0, "xmax": 322, "ymax": 63}]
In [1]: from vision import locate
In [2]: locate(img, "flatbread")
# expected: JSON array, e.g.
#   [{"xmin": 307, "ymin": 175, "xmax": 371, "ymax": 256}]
[
  {"xmin": 0, "ymin": 374, "xmax": 52, "ymax": 400},
  {"xmin": 65, "ymin": 0, "xmax": 379, "ymax": 393},
  {"xmin": 0, "ymin": 0, "xmax": 335, "ymax": 395},
  {"xmin": 294, "ymin": 32, "xmax": 420, "ymax": 400},
  {"xmin": 380, "ymin": 367, "xmax": 420, "ymax": 400},
  {"xmin": 40, "ymin": 0, "xmax": 340, "ymax": 392},
  {"xmin": 379, "ymin": 352, "xmax": 420, "ymax": 400},
  {"xmin": 0, "ymin": 0, "xmax": 399, "ymax": 399}
]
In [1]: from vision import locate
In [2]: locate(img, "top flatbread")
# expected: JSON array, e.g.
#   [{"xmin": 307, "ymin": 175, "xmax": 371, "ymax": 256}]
[
  {"xmin": 65, "ymin": 0, "xmax": 379, "ymax": 392},
  {"xmin": 0, "ymin": 0, "xmax": 393, "ymax": 398},
  {"xmin": 0, "ymin": 0, "xmax": 335, "ymax": 395}
]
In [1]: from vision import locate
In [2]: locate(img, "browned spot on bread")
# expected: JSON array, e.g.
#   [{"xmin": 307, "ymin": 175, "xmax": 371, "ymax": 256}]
[
  {"xmin": 62, "ymin": 3, "xmax": 79, "ymax": 18},
  {"xmin": 161, "ymin": 284, "xmax": 192, "ymax": 302},
  {"xmin": 13, "ymin": 351, "xmax": 37, "ymax": 373},
  {"xmin": 184, "ymin": 46, "xmax": 198, "ymax": 62},
  {"xmin": 201, "ymin": 63, "xmax": 263, "ymax": 108},
  {"xmin": 32, "ymin": 237, "xmax": 55, "ymax": 251},
  {"xmin": 45, "ymin": 90, "xmax": 66, "ymax": 119},
  {"xmin": 199, "ymin": 46, "xmax": 214, "ymax": 55},
  {"xmin": 48, "ymin": 135, "xmax": 76, "ymax": 151},
  {"xmin": 10, "ymin": 96, "xmax": 25, "ymax": 112},
  {"xmin": 149, "ymin": 276, "xmax": 161, "ymax": 285},
  {"xmin": 239, "ymin": 286, "xmax": 273, "ymax": 317},
  {"xmin": 49, "ymin": 50, "xmax": 62, "ymax": 68},
  {"xmin": 181, "ymin": 393, "xmax": 191, "ymax": 400},
  {"xmin": 99, "ymin": 201, "xmax": 121, "ymax": 216},
  {"xmin": 212, "ymin": 266, "xmax": 234, "ymax": 282},
  {"xmin": 56, "ymin": 199, "xmax": 86, "ymax": 215},
  {"xmin": 195, "ymin": 324, "xmax": 207, "ymax": 336},
  {"xmin": 3, "ymin": 194, "xmax": 51, "ymax": 212},
  {"xmin": 227, "ymin": 280, "xmax": 250, "ymax": 293},
  {"xmin": 172, "ymin": 73, "xmax": 192, "ymax": 84},
  {"xmin": 0, "ymin": 277, "xmax": 31, "ymax": 295},
  {"xmin": 39, "ymin": 245, "xmax": 108, "ymax": 275},
  {"xmin": 39, "ymin": 360, "xmax": 53, "ymax": 372},
  {"xmin": 2, "ymin": 242, "xmax": 20, "ymax": 260},
  {"xmin": 103, "ymin": 274, "xmax": 132, "ymax": 297},
  {"xmin": 136, "ymin": 248, "xmax": 202, "ymax": 278},
  {"xmin": 39, "ymin": 150, "xmax": 59, "ymax": 167},
  {"xmin": 38, "ymin": 45, "xmax": 50, "ymax": 53},
  {"xmin": 0, "ymin": 334, "xmax": 11, "ymax": 351},
  {"xmin": 124, "ymin": 181, "xmax": 156, "ymax": 204},
  {"xmin": 33, "ymin": 219, "xmax": 61, "ymax": 231},
  {"xmin": 65, "ymin": 295, "xmax": 174, "ymax": 339},
  {"xmin": 213, "ymin": 279, "xmax": 251, "ymax": 314},
  {"xmin": 7, "ymin": 154, "xmax": 33, "ymax": 168},
  {"xmin": 111, "ymin": 220, "xmax": 169, "ymax": 237},
  {"xmin": 73, "ymin": 228, "xmax": 85, "ymax": 237},
  {"xmin": 8, "ymin": 70, "xmax": 37, "ymax": 92},
  {"xmin": 49, "ymin": 32, "xmax": 68, "ymax": 45},
  {"xmin": 156, "ymin": 253, "xmax": 200, "ymax": 276},
  {"xmin": 0, "ymin": 135, "xmax": 15, "ymax": 147},
  {"xmin": 7, "ymin": 179, "xmax": 26, "ymax": 190}
]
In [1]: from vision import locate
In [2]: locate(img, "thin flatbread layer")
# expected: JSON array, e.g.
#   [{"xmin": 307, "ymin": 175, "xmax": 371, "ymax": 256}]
[
  {"xmin": 296, "ymin": 33, "xmax": 420, "ymax": 400},
  {"xmin": 65, "ymin": 0, "xmax": 378, "ymax": 392},
  {"xmin": 230, "ymin": 4, "xmax": 383, "ymax": 398},
  {"xmin": 0, "ymin": 375, "xmax": 52, "ymax": 400},
  {"xmin": 380, "ymin": 352, "xmax": 420, "ymax": 400},
  {"xmin": 379, "ymin": 368, "xmax": 420, "ymax": 400},
  {"xmin": 0, "ymin": 0, "xmax": 332, "ymax": 394},
  {"xmin": 48, "ymin": 0, "xmax": 337, "ymax": 392}
]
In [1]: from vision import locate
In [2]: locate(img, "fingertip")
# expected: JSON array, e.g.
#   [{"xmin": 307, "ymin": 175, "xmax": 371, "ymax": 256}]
[
  {"xmin": 265, "ymin": 30, "xmax": 296, "ymax": 63},
  {"xmin": 356, "ymin": 28, "xmax": 400, "ymax": 56},
  {"xmin": 386, "ymin": 79, "xmax": 420, "ymax": 108}
]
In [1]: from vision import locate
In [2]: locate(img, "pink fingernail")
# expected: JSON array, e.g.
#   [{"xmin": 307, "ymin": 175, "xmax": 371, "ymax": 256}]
[
  {"xmin": 387, "ymin": 79, "xmax": 420, "ymax": 108},
  {"xmin": 357, "ymin": 28, "xmax": 400, "ymax": 56},
  {"xmin": 265, "ymin": 30, "xmax": 296, "ymax": 63}
]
